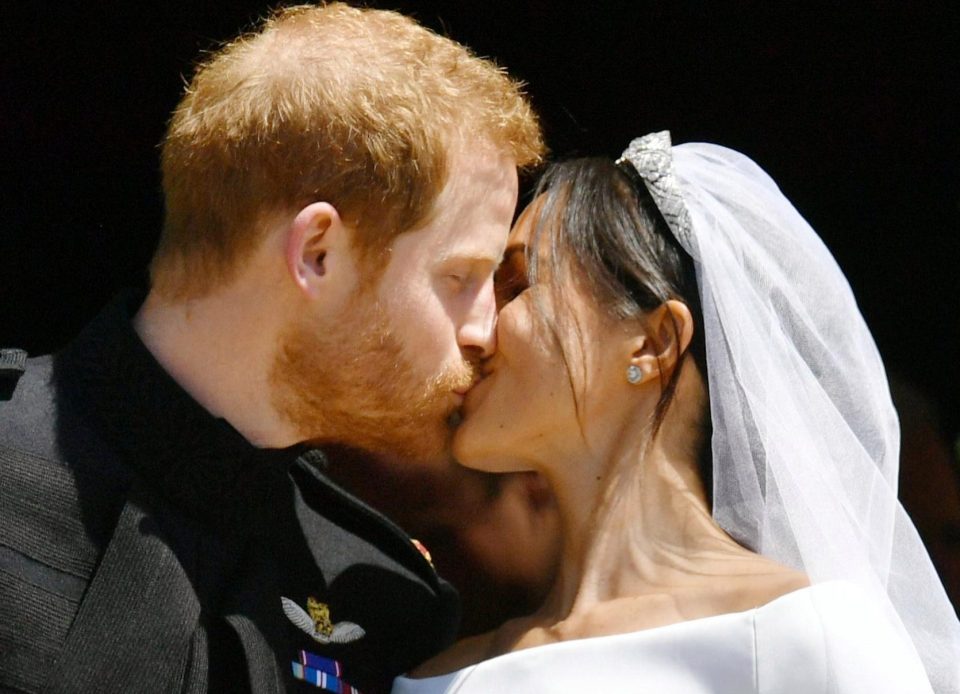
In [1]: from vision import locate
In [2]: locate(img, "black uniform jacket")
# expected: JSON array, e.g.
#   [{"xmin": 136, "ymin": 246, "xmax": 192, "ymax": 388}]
[{"xmin": 0, "ymin": 293, "xmax": 459, "ymax": 694}]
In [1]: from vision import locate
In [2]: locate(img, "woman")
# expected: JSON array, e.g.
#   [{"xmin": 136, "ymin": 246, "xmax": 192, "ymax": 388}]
[{"xmin": 393, "ymin": 132, "xmax": 960, "ymax": 692}]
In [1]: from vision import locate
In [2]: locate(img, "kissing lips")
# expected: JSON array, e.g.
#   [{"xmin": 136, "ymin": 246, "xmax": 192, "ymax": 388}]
[{"xmin": 460, "ymin": 372, "xmax": 493, "ymax": 415}]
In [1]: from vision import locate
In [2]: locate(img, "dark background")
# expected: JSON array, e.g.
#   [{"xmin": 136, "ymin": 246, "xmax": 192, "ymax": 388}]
[{"xmin": 2, "ymin": 1, "xmax": 958, "ymax": 441}]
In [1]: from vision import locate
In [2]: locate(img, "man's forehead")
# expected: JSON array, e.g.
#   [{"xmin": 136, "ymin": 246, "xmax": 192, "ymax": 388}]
[
  {"xmin": 416, "ymin": 144, "xmax": 517, "ymax": 259},
  {"xmin": 424, "ymin": 203, "xmax": 510, "ymax": 263},
  {"xmin": 439, "ymin": 143, "xmax": 517, "ymax": 204}
]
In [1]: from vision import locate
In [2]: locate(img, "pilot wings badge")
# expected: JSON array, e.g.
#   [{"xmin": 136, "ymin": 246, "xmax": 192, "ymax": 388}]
[{"xmin": 281, "ymin": 596, "xmax": 366, "ymax": 645}]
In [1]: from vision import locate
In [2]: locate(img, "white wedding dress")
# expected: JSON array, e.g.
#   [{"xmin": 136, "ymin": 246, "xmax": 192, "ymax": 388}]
[{"xmin": 392, "ymin": 582, "xmax": 933, "ymax": 693}]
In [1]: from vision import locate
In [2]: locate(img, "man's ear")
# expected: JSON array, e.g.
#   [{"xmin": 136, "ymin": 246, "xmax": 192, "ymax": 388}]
[
  {"xmin": 284, "ymin": 202, "xmax": 353, "ymax": 298},
  {"xmin": 625, "ymin": 300, "xmax": 695, "ymax": 384}
]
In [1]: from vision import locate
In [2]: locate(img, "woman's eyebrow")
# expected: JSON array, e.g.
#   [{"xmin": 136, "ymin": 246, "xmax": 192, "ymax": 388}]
[{"xmin": 502, "ymin": 244, "xmax": 527, "ymax": 264}]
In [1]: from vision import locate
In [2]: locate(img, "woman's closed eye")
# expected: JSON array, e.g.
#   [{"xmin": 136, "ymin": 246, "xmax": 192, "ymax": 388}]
[
  {"xmin": 495, "ymin": 267, "xmax": 529, "ymax": 309},
  {"xmin": 495, "ymin": 247, "xmax": 529, "ymax": 308},
  {"xmin": 495, "ymin": 273, "xmax": 525, "ymax": 308}
]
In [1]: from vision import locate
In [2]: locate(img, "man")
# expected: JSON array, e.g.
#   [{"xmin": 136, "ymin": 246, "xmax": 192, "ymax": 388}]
[{"xmin": 0, "ymin": 4, "xmax": 543, "ymax": 692}]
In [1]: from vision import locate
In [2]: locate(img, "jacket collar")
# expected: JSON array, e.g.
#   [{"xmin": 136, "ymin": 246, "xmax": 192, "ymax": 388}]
[{"xmin": 57, "ymin": 290, "xmax": 309, "ymax": 525}]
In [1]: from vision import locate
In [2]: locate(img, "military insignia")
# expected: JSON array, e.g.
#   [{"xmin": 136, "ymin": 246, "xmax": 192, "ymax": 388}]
[
  {"xmin": 281, "ymin": 596, "xmax": 366, "ymax": 644},
  {"xmin": 290, "ymin": 650, "xmax": 362, "ymax": 692},
  {"xmin": 298, "ymin": 650, "xmax": 343, "ymax": 677},
  {"xmin": 291, "ymin": 661, "xmax": 361, "ymax": 693}
]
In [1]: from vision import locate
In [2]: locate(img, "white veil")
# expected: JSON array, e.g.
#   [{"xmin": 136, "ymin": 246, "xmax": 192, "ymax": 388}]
[{"xmin": 620, "ymin": 132, "xmax": 960, "ymax": 692}]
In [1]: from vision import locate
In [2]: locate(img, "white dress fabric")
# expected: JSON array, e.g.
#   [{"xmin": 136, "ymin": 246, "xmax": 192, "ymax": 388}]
[
  {"xmin": 616, "ymin": 133, "xmax": 960, "ymax": 691},
  {"xmin": 392, "ymin": 582, "xmax": 933, "ymax": 693}
]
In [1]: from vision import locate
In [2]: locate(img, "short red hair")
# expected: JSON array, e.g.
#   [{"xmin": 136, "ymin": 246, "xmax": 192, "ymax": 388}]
[{"xmin": 151, "ymin": 2, "xmax": 544, "ymax": 299}]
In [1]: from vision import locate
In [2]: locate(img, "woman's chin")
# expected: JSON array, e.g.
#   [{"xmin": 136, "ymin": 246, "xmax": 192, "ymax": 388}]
[
  {"xmin": 452, "ymin": 418, "xmax": 514, "ymax": 473},
  {"xmin": 451, "ymin": 420, "xmax": 488, "ymax": 470}
]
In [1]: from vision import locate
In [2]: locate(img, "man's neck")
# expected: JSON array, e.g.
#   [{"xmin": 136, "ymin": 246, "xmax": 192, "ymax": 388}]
[{"xmin": 133, "ymin": 288, "xmax": 295, "ymax": 448}]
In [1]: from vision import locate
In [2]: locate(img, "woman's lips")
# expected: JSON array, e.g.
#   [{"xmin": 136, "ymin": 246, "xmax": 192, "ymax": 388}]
[{"xmin": 461, "ymin": 372, "xmax": 492, "ymax": 414}]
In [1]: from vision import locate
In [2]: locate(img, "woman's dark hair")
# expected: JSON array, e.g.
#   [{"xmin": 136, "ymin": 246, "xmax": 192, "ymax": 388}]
[{"xmin": 526, "ymin": 157, "xmax": 713, "ymax": 501}]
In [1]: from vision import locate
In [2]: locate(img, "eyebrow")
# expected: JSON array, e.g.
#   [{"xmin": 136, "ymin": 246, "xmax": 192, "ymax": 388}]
[
  {"xmin": 502, "ymin": 245, "xmax": 526, "ymax": 263},
  {"xmin": 434, "ymin": 253, "xmax": 505, "ymax": 273}
]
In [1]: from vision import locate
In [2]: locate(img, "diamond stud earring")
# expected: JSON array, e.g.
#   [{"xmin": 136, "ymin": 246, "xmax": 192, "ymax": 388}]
[{"xmin": 626, "ymin": 364, "xmax": 643, "ymax": 384}]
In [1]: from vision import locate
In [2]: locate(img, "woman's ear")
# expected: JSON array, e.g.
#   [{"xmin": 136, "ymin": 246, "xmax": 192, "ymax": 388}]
[
  {"xmin": 626, "ymin": 300, "xmax": 695, "ymax": 384},
  {"xmin": 283, "ymin": 201, "xmax": 353, "ymax": 299}
]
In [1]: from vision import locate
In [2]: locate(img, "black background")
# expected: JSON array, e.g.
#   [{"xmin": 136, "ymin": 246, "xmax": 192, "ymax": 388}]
[{"xmin": 2, "ymin": 1, "xmax": 958, "ymax": 439}]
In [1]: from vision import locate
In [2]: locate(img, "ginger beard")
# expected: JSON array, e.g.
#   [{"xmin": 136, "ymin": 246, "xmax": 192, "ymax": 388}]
[{"xmin": 271, "ymin": 292, "xmax": 477, "ymax": 463}]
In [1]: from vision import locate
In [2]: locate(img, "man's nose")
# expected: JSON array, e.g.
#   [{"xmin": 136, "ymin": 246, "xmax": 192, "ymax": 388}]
[{"xmin": 457, "ymin": 278, "xmax": 498, "ymax": 358}]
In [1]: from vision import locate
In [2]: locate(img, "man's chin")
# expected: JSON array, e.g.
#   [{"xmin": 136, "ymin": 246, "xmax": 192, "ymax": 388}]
[
  {"xmin": 360, "ymin": 413, "xmax": 456, "ymax": 467},
  {"xmin": 400, "ymin": 419, "xmax": 457, "ymax": 466},
  {"xmin": 299, "ymin": 411, "xmax": 453, "ymax": 462}
]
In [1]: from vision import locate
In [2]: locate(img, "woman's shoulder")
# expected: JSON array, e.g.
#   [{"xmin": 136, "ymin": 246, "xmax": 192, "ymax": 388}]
[
  {"xmin": 395, "ymin": 593, "xmax": 780, "ymax": 694},
  {"xmin": 755, "ymin": 579, "xmax": 895, "ymax": 643},
  {"xmin": 406, "ymin": 630, "xmax": 498, "ymax": 679},
  {"xmin": 754, "ymin": 581, "xmax": 933, "ymax": 694},
  {"xmin": 713, "ymin": 564, "xmax": 810, "ymax": 614},
  {"xmin": 404, "ymin": 569, "xmax": 809, "ymax": 681}
]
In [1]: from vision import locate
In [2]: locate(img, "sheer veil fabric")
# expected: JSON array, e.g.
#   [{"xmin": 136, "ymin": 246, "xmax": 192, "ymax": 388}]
[{"xmin": 619, "ymin": 132, "xmax": 960, "ymax": 692}]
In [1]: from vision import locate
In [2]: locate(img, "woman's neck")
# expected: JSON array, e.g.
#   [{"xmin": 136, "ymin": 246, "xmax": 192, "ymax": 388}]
[
  {"xmin": 412, "ymin": 391, "xmax": 808, "ymax": 678},
  {"xmin": 539, "ymin": 427, "xmax": 745, "ymax": 621}
]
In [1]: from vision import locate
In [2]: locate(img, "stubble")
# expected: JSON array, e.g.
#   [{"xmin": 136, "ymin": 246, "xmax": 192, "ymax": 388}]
[{"xmin": 271, "ymin": 295, "xmax": 476, "ymax": 462}]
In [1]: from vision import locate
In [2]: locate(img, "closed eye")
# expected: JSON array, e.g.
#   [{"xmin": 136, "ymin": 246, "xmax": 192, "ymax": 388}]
[
  {"xmin": 436, "ymin": 255, "xmax": 497, "ymax": 295},
  {"xmin": 495, "ymin": 247, "xmax": 529, "ymax": 309}
]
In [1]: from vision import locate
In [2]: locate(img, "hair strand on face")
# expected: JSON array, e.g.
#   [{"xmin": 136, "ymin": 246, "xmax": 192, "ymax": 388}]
[{"xmin": 526, "ymin": 157, "xmax": 713, "ymax": 502}]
